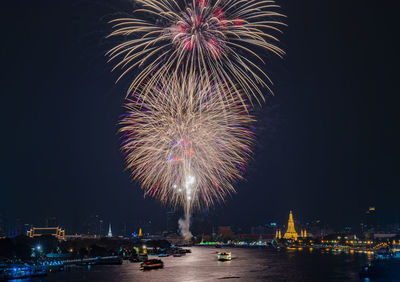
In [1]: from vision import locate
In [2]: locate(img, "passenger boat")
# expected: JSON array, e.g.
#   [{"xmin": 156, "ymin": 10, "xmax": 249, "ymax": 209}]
[
  {"xmin": 392, "ymin": 250, "xmax": 400, "ymax": 258},
  {"xmin": 217, "ymin": 252, "xmax": 232, "ymax": 261},
  {"xmin": 93, "ymin": 256, "xmax": 123, "ymax": 265},
  {"xmin": 0, "ymin": 264, "xmax": 47, "ymax": 280},
  {"xmin": 140, "ymin": 259, "xmax": 164, "ymax": 270},
  {"xmin": 375, "ymin": 250, "xmax": 392, "ymax": 260}
]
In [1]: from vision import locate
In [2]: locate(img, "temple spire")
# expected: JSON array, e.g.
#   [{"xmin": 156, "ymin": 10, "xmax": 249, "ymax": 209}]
[
  {"xmin": 283, "ymin": 211, "xmax": 298, "ymax": 241},
  {"xmin": 107, "ymin": 223, "xmax": 112, "ymax": 237}
]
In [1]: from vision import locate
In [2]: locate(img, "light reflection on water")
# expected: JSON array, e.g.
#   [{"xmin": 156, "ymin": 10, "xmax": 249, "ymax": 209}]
[{"xmin": 31, "ymin": 247, "xmax": 373, "ymax": 282}]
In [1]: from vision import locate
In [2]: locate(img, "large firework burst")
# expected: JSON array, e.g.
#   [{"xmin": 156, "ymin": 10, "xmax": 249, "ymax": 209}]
[
  {"xmin": 107, "ymin": 0, "xmax": 285, "ymax": 105},
  {"xmin": 119, "ymin": 75, "xmax": 254, "ymax": 209}
]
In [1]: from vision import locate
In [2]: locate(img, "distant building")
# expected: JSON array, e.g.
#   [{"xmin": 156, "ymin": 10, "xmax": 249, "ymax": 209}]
[
  {"xmin": 15, "ymin": 218, "xmax": 25, "ymax": 236},
  {"xmin": 283, "ymin": 211, "xmax": 298, "ymax": 241},
  {"xmin": 373, "ymin": 233, "xmax": 397, "ymax": 240},
  {"xmin": 27, "ymin": 227, "xmax": 65, "ymax": 240},
  {"xmin": 363, "ymin": 206, "xmax": 378, "ymax": 232},
  {"xmin": 0, "ymin": 212, "xmax": 6, "ymax": 237},
  {"xmin": 235, "ymin": 234, "xmax": 275, "ymax": 242},
  {"xmin": 165, "ymin": 235, "xmax": 186, "ymax": 245},
  {"xmin": 64, "ymin": 234, "xmax": 100, "ymax": 240},
  {"xmin": 85, "ymin": 215, "xmax": 104, "ymax": 236},
  {"xmin": 166, "ymin": 211, "xmax": 179, "ymax": 233},
  {"xmin": 119, "ymin": 222, "xmax": 128, "ymax": 237},
  {"xmin": 143, "ymin": 220, "xmax": 153, "ymax": 235},
  {"xmin": 217, "ymin": 226, "xmax": 233, "ymax": 239},
  {"xmin": 45, "ymin": 216, "xmax": 58, "ymax": 228},
  {"xmin": 251, "ymin": 225, "xmax": 269, "ymax": 235}
]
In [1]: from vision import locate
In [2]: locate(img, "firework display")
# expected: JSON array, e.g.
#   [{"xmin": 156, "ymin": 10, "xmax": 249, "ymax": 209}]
[
  {"xmin": 107, "ymin": 0, "xmax": 285, "ymax": 104},
  {"xmin": 107, "ymin": 0, "xmax": 284, "ymax": 235},
  {"xmin": 119, "ymin": 75, "xmax": 254, "ymax": 208}
]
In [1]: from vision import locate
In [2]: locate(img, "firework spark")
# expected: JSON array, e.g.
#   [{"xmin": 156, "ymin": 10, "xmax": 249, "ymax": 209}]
[
  {"xmin": 107, "ymin": 0, "xmax": 285, "ymax": 105},
  {"xmin": 119, "ymin": 75, "xmax": 254, "ymax": 209}
]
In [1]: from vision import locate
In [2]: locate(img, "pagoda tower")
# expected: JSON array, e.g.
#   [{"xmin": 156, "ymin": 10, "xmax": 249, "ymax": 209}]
[
  {"xmin": 107, "ymin": 223, "xmax": 112, "ymax": 237},
  {"xmin": 283, "ymin": 211, "xmax": 298, "ymax": 241}
]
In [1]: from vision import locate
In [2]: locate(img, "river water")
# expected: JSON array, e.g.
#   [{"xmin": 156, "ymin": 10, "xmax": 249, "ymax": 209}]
[{"xmin": 26, "ymin": 247, "xmax": 400, "ymax": 281}]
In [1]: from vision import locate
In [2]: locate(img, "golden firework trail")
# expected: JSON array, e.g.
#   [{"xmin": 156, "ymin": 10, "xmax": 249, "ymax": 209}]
[
  {"xmin": 107, "ymin": 0, "xmax": 285, "ymax": 105},
  {"xmin": 119, "ymin": 75, "xmax": 254, "ymax": 209}
]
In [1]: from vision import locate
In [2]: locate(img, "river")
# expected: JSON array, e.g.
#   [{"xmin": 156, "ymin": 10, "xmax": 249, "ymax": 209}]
[{"xmin": 26, "ymin": 247, "xmax": 400, "ymax": 281}]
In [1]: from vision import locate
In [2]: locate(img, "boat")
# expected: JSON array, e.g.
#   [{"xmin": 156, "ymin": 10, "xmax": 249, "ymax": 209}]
[
  {"xmin": 0, "ymin": 264, "xmax": 47, "ymax": 280},
  {"xmin": 392, "ymin": 251, "xmax": 400, "ymax": 258},
  {"xmin": 173, "ymin": 253, "xmax": 184, "ymax": 257},
  {"xmin": 92, "ymin": 256, "xmax": 123, "ymax": 265},
  {"xmin": 140, "ymin": 259, "xmax": 164, "ymax": 270},
  {"xmin": 375, "ymin": 250, "xmax": 392, "ymax": 260},
  {"xmin": 217, "ymin": 252, "xmax": 232, "ymax": 261},
  {"xmin": 158, "ymin": 253, "xmax": 169, "ymax": 257}
]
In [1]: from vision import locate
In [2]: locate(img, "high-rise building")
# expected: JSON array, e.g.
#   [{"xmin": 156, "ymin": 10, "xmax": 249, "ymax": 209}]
[
  {"xmin": 15, "ymin": 218, "xmax": 25, "ymax": 236},
  {"xmin": 85, "ymin": 215, "xmax": 104, "ymax": 236},
  {"xmin": 363, "ymin": 206, "xmax": 378, "ymax": 232},
  {"xmin": 120, "ymin": 222, "xmax": 128, "ymax": 237},
  {"xmin": 166, "ymin": 211, "xmax": 178, "ymax": 233},
  {"xmin": 143, "ymin": 220, "xmax": 153, "ymax": 235}
]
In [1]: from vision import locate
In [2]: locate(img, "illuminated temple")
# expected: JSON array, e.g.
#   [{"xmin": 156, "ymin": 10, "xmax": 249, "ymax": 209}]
[{"xmin": 283, "ymin": 211, "xmax": 298, "ymax": 241}]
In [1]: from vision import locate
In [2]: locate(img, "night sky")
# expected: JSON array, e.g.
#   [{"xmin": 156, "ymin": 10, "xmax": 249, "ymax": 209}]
[{"xmin": 1, "ymin": 0, "xmax": 399, "ymax": 232}]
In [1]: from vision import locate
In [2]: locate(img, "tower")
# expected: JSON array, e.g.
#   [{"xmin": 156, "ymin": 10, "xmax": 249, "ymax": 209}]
[
  {"xmin": 283, "ymin": 211, "xmax": 298, "ymax": 241},
  {"xmin": 138, "ymin": 228, "xmax": 143, "ymax": 237},
  {"xmin": 107, "ymin": 223, "xmax": 112, "ymax": 237}
]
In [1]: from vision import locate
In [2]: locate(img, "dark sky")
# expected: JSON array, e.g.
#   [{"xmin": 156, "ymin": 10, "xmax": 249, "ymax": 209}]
[{"xmin": 1, "ymin": 0, "xmax": 399, "ymax": 232}]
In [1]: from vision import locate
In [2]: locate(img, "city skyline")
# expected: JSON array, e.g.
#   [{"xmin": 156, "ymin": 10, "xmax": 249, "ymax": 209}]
[{"xmin": 1, "ymin": 206, "xmax": 399, "ymax": 239}]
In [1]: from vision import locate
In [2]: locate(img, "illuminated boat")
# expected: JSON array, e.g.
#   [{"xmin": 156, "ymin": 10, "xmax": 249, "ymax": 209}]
[
  {"xmin": 217, "ymin": 252, "xmax": 231, "ymax": 261},
  {"xmin": 140, "ymin": 259, "xmax": 164, "ymax": 270},
  {"xmin": 392, "ymin": 250, "xmax": 400, "ymax": 258}
]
